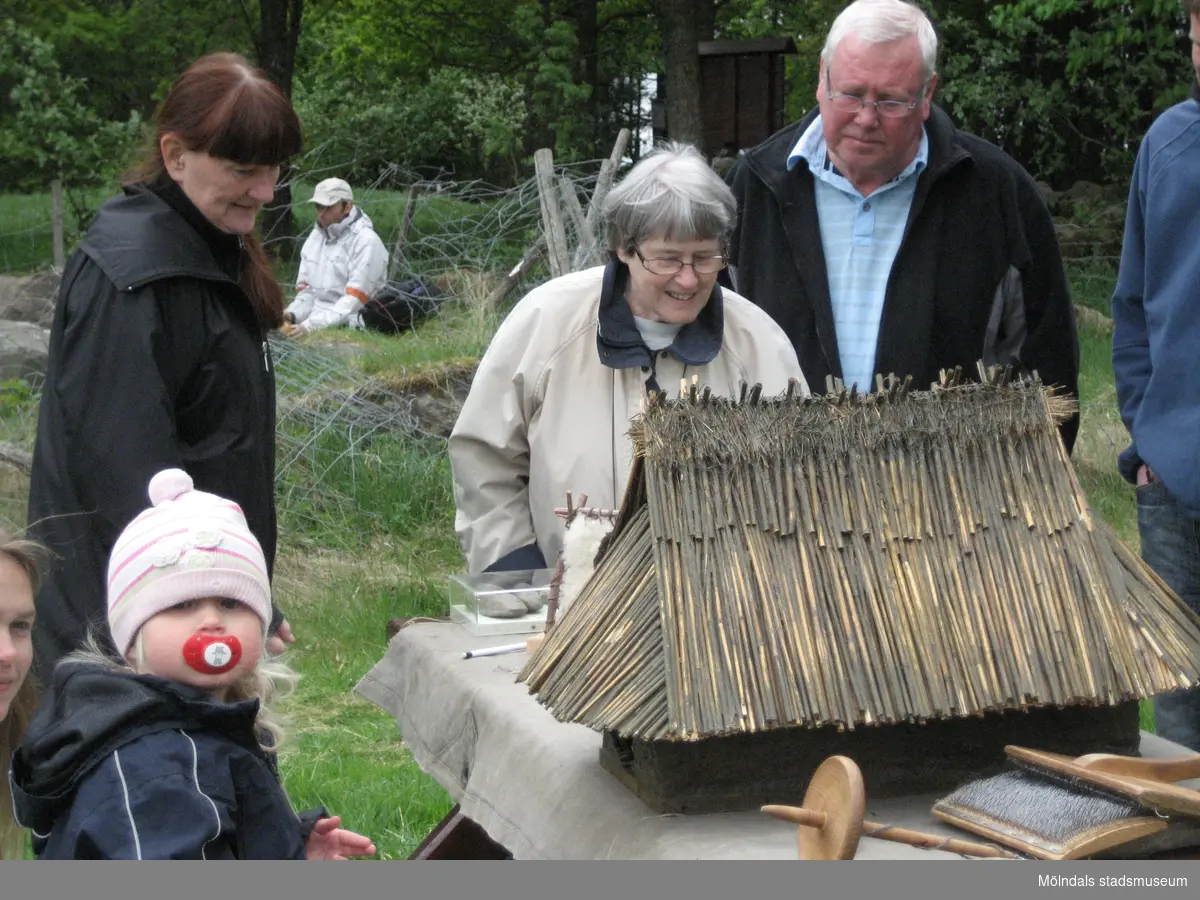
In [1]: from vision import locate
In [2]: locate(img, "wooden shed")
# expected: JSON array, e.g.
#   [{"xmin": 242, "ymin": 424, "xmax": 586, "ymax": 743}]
[{"xmin": 653, "ymin": 37, "xmax": 798, "ymax": 157}]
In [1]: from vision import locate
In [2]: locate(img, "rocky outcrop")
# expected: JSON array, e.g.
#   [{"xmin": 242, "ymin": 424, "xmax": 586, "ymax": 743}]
[
  {"xmin": 277, "ymin": 356, "xmax": 477, "ymax": 442},
  {"xmin": 350, "ymin": 359, "xmax": 477, "ymax": 440},
  {"xmin": 0, "ymin": 321, "xmax": 50, "ymax": 382},
  {"xmin": 0, "ymin": 270, "xmax": 59, "ymax": 327}
]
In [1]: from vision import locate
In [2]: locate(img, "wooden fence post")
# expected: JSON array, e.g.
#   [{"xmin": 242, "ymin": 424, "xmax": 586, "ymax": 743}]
[
  {"xmin": 389, "ymin": 185, "xmax": 420, "ymax": 280},
  {"xmin": 558, "ymin": 176, "xmax": 587, "ymax": 252},
  {"xmin": 534, "ymin": 149, "xmax": 571, "ymax": 278},
  {"xmin": 573, "ymin": 128, "xmax": 631, "ymax": 270},
  {"xmin": 491, "ymin": 129, "xmax": 634, "ymax": 309},
  {"xmin": 484, "ymin": 238, "xmax": 545, "ymax": 311},
  {"xmin": 51, "ymin": 177, "xmax": 66, "ymax": 270}
]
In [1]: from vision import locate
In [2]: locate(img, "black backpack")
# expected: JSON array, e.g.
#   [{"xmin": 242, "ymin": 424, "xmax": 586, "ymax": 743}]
[{"xmin": 360, "ymin": 277, "xmax": 443, "ymax": 334}]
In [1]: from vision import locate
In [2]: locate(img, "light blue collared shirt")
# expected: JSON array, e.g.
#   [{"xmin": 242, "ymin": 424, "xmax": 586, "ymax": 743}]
[{"xmin": 786, "ymin": 117, "xmax": 928, "ymax": 393}]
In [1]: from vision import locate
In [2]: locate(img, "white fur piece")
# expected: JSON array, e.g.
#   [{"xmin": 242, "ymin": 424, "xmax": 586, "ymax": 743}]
[{"xmin": 557, "ymin": 516, "xmax": 614, "ymax": 614}]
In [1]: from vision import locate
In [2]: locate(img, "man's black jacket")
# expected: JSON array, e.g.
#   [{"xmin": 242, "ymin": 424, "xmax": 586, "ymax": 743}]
[{"xmin": 725, "ymin": 105, "xmax": 1079, "ymax": 452}]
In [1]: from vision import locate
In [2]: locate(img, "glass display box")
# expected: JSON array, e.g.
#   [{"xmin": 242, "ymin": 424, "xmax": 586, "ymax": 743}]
[{"xmin": 449, "ymin": 568, "xmax": 556, "ymax": 636}]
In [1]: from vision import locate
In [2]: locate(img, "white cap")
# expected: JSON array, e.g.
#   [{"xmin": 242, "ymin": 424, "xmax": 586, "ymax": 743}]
[{"xmin": 311, "ymin": 177, "xmax": 353, "ymax": 206}]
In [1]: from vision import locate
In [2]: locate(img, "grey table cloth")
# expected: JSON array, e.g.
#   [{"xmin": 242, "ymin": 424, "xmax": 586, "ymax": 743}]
[{"xmin": 356, "ymin": 622, "xmax": 1194, "ymax": 860}]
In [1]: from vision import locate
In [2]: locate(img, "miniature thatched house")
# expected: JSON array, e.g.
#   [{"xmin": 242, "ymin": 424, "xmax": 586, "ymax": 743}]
[{"xmin": 518, "ymin": 368, "xmax": 1200, "ymax": 811}]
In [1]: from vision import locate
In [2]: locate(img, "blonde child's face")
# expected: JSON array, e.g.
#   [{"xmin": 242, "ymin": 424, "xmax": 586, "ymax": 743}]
[
  {"xmin": 132, "ymin": 597, "xmax": 262, "ymax": 699},
  {"xmin": 0, "ymin": 556, "xmax": 35, "ymax": 721}
]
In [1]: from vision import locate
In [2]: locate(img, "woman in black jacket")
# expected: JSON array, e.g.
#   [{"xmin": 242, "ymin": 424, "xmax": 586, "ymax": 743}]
[{"xmin": 27, "ymin": 52, "xmax": 302, "ymax": 675}]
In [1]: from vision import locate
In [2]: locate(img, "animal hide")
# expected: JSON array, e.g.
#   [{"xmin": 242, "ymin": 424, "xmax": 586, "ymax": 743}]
[{"xmin": 558, "ymin": 515, "xmax": 614, "ymax": 613}]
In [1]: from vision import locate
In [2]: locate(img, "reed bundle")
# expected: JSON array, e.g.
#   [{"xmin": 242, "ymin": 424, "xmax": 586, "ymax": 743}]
[
  {"xmin": 519, "ymin": 367, "xmax": 1200, "ymax": 741},
  {"xmin": 520, "ymin": 505, "xmax": 670, "ymax": 738}
]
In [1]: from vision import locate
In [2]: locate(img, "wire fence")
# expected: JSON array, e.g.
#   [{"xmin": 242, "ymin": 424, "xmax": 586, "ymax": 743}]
[
  {"xmin": 269, "ymin": 334, "xmax": 474, "ymax": 545},
  {"xmin": 0, "ymin": 153, "xmax": 611, "ymax": 276}
]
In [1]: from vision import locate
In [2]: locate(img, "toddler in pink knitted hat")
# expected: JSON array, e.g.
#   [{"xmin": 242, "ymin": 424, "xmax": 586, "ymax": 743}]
[
  {"xmin": 106, "ymin": 467, "xmax": 273, "ymax": 689},
  {"xmin": 10, "ymin": 469, "xmax": 375, "ymax": 860}
]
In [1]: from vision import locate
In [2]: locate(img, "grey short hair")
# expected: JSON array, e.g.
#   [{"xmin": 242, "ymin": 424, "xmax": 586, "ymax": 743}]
[
  {"xmin": 821, "ymin": 0, "xmax": 938, "ymax": 83},
  {"xmin": 602, "ymin": 142, "xmax": 736, "ymax": 254}
]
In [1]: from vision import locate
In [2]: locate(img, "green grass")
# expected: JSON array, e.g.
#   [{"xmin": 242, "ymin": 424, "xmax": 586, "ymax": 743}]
[
  {"xmin": 275, "ymin": 568, "xmax": 456, "ymax": 859},
  {"xmin": 276, "ymin": 429, "xmax": 457, "ymax": 551},
  {"xmin": 1074, "ymin": 303, "xmax": 1138, "ymax": 549},
  {"xmin": 1067, "ymin": 258, "xmax": 1121, "ymax": 318},
  {"xmin": 274, "ymin": 297, "xmax": 497, "ymax": 557},
  {"xmin": 0, "ymin": 188, "xmax": 112, "ymax": 274},
  {"xmin": 1065, "ymin": 270, "xmax": 1155, "ymax": 733},
  {"xmin": 288, "ymin": 293, "xmax": 499, "ymax": 375}
]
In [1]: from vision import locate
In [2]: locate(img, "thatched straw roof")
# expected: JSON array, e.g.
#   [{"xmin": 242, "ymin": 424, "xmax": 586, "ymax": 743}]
[{"xmin": 519, "ymin": 367, "xmax": 1200, "ymax": 742}]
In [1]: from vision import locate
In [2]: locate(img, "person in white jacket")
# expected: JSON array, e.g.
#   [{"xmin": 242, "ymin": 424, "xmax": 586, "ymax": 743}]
[
  {"xmin": 449, "ymin": 142, "xmax": 808, "ymax": 575},
  {"xmin": 281, "ymin": 178, "xmax": 389, "ymax": 336}
]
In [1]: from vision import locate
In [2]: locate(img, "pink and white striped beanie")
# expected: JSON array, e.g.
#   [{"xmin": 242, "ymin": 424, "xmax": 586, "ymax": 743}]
[{"xmin": 107, "ymin": 468, "xmax": 271, "ymax": 655}]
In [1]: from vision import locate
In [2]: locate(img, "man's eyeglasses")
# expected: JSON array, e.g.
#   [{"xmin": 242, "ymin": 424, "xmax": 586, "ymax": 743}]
[
  {"xmin": 633, "ymin": 248, "xmax": 728, "ymax": 276},
  {"xmin": 825, "ymin": 69, "xmax": 927, "ymax": 119}
]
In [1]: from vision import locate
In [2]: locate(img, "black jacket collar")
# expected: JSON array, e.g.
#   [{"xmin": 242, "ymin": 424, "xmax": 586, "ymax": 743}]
[
  {"xmin": 148, "ymin": 176, "xmax": 243, "ymax": 282},
  {"xmin": 79, "ymin": 180, "xmax": 244, "ymax": 292},
  {"xmin": 740, "ymin": 103, "xmax": 972, "ymax": 200},
  {"xmin": 595, "ymin": 258, "xmax": 724, "ymax": 369}
]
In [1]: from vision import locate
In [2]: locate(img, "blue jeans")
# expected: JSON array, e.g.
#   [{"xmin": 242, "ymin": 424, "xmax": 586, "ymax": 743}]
[{"xmin": 1137, "ymin": 478, "xmax": 1200, "ymax": 751}]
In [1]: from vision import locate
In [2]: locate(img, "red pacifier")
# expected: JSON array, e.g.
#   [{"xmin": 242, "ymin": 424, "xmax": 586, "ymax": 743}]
[{"xmin": 182, "ymin": 633, "xmax": 242, "ymax": 674}]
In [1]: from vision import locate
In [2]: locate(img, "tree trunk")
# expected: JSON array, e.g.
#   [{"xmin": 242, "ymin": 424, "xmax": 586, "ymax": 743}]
[
  {"xmin": 258, "ymin": 0, "xmax": 302, "ymax": 96},
  {"xmin": 257, "ymin": 0, "xmax": 304, "ymax": 260},
  {"xmin": 696, "ymin": 0, "xmax": 714, "ymax": 41},
  {"xmin": 523, "ymin": 0, "xmax": 557, "ymax": 159},
  {"xmin": 659, "ymin": 0, "xmax": 703, "ymax": 147},
  {"xmin": 565, "ymin": 0, "xmax": 600, "ymax": 157}
]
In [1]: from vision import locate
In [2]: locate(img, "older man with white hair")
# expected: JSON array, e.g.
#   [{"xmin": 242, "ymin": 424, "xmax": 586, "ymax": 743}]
[
  {"xmin": 726, "ymin": 0, "xmax": 1078, "ymax": 451},
  {"xmin": 282, "ymin": 177, "xmax": 389, "ymax": 336}
]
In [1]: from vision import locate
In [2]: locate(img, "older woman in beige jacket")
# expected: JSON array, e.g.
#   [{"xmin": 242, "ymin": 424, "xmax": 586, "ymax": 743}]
[{"xmin": 449, "ymin": 142, "xmax": 807, "ymax": 574}]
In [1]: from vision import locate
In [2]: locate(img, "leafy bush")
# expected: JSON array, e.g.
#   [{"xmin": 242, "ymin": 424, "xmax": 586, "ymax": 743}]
[
  {"xmin": 0, "ymin": 378, "xmax": 36, "ymax": 420},
  {"xmin": 0, "ymin": 20, "xmax": 142, "ymax": 201},
  {"xmin": 933, "ymin": 0, "xmax": 1190, "ymax": 188},
  {"xmin": 293, "ymin": 68, "xmax": 527, "ymax": 185}
]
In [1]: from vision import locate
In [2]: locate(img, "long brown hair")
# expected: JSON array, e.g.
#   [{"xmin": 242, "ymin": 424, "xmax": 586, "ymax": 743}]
[
  {"xmin": 126, "ymin": 52, "xmax": 304, "ymax": 329},
  {"xmin": 0, "ymin": 536, "xmax": 46, "ymax": 860}
]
